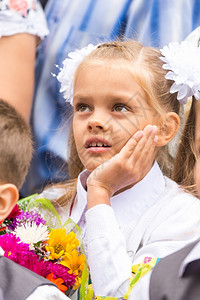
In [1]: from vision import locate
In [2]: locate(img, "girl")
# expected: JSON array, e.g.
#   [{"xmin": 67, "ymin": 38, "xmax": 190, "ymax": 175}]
[{"xmin": 40, "ymin": 40, "xmax": 200, "ymax": 298}]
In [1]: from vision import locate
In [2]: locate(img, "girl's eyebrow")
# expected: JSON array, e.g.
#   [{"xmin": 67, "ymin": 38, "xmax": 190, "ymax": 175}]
[
  {"xmin": 73, "ymin": 93, "xmax": 142, "ymax": 105},
  {"xmin": 73, "ymin": 95, "xmax": 93, "ymax": 102},
  {"xmin": 108, "ymin": 93, "xmax": 139, "ymax": 101}
]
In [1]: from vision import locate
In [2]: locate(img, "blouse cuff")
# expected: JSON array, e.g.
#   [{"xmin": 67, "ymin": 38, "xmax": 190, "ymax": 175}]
[{"xmin": 0, "ymin": 1, "xmax": 49, "ymax": 39}]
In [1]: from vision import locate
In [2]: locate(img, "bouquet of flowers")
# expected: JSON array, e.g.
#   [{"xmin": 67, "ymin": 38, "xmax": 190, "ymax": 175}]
[{"xmin": 0, "ymin": 195, "xmax": 87, "ymax": 296}]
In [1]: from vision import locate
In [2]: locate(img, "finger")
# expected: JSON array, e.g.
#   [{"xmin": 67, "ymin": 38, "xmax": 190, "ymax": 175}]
[
  {"xmin": 143, "ymin": 124, "xmax": 158, "ymax": 141},
  {"xmin": 118, "ymin": 125, "xmax": 157, "ymax": 162},
  {"xmin": 127, "ymin": 125, "xmax": 157, "ymax": 161},
  {"xmin": 119, "ymin": 130, "xmax": 144, "ymax": 159},
  {"xmin": 132, "ymin": 125, "xmax": 158, "ymax": 170}
]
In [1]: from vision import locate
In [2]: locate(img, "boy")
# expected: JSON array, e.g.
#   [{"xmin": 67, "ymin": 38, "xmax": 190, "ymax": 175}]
[{"xmin": 0, "ymin": 99, "xmax": 68, "ymax": 300}]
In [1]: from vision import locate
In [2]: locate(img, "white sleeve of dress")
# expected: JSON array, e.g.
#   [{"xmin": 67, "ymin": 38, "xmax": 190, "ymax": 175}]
[
  {"xmin": 26, "ymin": 285, "xmax": 70, "ymax": 300},
  {"xmin": 85, "ymin": 204, "xmax": 132, "ymax": 297},
  {"xmin": 0, "ymin": 0, "xmax": 49, "ymax": 38}
]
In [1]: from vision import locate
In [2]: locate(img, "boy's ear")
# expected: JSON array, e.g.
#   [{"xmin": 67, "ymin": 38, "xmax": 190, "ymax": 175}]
[
  {"xmin": 0, "ymin": 184, "xmax": 19, "ymax": 221},
  {"xmin": 157, "ymin": 112, "xmax": 180, "ymax": 147}
]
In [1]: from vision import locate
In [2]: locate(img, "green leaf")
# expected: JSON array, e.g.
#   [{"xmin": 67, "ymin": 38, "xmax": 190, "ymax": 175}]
[
  {"xmin": 79, "ymin": 263, "xmax": 90, "ymax": 300},
  {"xmin": 27, "ymin": 197, "xmax": 62, "ymax": 229}
]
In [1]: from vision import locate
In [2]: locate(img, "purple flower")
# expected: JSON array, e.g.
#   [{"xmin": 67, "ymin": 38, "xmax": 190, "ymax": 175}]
[
  {"xmin": 7, "ymin": 218, "xmax": 17, "ymax": 231},
  {"xmin": 51, "ymin": 264, "xmax": 76, "ymax": 288},
  {"xmin": 8, "ymin": 211, "xmax": 46, "ymax": 231}
]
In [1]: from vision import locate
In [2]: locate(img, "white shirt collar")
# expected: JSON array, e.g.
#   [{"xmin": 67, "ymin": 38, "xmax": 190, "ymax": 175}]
[
  {"xmin": 179, "ymin": 240, "xmax": 200, "ymax": 276},
  {"xmin": 71, "ymin": 161, "xmax": 166, "ymax": 228}
]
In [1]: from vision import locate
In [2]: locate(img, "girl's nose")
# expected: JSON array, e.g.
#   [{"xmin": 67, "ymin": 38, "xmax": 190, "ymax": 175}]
[{"xmin": 87, "ymin": 116, "xmax": 110, "ymax": 133}]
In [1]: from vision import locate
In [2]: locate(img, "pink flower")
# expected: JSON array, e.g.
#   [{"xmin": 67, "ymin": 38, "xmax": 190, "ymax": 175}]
[
  {"xmin": 18, "ymin": 252, "xmax": 52, "ymax": 277},
  {"xmin": 51, "ymin": 264, "xmax": 76, "ymax": 288},
  {"xmin": 0, "ymin": 233, "xmax": 52, "ymax": 277},
  {"xmin": 8, "ymin": 0, "xmax": 29, "ymax": 16},
  {"xmin": 0, "ymin": 233, "xmax": 29, "ymax": 263}
]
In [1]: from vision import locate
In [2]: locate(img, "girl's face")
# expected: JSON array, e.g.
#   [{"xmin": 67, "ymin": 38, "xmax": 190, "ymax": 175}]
[
  {"xmin": 194, "ymin": 101, "xmax": 200, "ymax": 195},
  {"xmin": 73, "ymin": 61, "xmax": 159, "ymax": 172}
]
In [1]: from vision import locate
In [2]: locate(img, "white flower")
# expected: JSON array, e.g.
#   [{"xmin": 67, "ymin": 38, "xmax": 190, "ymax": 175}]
[
  {"xmin": 160, "ymin": 41, "xmax": 200, "ymax": 104},
  {"xmin": 14, "ymin": 222, "xmax": 49, "ymax": 249},
  {"xmin": 56, "ymin": 43, "xmax": 98, "ymax": 105}
]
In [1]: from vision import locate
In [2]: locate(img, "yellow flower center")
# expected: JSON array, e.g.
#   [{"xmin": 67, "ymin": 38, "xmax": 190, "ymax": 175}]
[{"xmin": 54, "ymin": 243, "xmax": 65, "ymax": 254}]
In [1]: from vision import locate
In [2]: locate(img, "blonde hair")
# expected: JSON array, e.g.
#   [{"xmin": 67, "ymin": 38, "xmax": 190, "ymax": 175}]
[
  {"xmin": 54, "ymin": 39, "xmax": 180, "ymax": 206},
  {"xmin": 172, "ymin": 97, "xmax": 197, "ymax": 196}
]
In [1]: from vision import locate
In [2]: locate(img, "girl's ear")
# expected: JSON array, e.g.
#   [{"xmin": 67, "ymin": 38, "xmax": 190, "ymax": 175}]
[
  {"xmin": 157, "ymin": 112, "xmax": 180, "ymax": 147},
  {"xmin": 0, "ymin": 184, "xmax": 19, "ymax": 221}
]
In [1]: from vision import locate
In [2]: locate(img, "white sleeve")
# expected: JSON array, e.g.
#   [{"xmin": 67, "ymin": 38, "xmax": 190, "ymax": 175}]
[
  {"xmin": 85, "ymin": 204, "xmax": 132, "ymax": 297},
  {"xmin": 26, "ymin": 285, "xmax": 70, "ymax": 300},
  {"xmin": 0, "ymin": 0, "xmax": 49, "ymax": 39}
]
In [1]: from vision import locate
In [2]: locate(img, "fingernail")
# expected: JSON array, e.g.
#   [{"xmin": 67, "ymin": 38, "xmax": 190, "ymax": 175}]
[
  {"xmin": 144, "ymin": 125, "xmax": 153, "ymax": 133},
  {"xmin": 154, "ymin": 135, "xmax": 158, "ymax": 143},
  {"xmin": 133, "ymin": 131, "xmax": 143, "ymax": 139},
  {"xmin": 152, "ymin": 125, "xmax": 158, "ymax": 133}
]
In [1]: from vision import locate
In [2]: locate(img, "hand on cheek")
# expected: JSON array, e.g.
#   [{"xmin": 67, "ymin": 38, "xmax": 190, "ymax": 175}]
[{"xmin": 87, "ymin": 125, "xmax": 158, "ymax": 209}]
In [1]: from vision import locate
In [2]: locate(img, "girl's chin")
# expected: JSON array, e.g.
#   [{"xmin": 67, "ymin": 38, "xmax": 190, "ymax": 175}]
[
  {"xmin": 82, "ymin": 154, "xmax": 113, "ymax": 172},
  {"xmin": 85, "ymin": 162, "xmax": 105, "ymax": 173}
]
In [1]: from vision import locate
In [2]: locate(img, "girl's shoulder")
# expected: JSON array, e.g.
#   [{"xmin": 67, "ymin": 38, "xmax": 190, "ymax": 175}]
[
  {"xmin": 163, "ymin": 176, "xmax": 199, "ymax": 205},
  {"xmin": 140, "ymin": 176, "xmax": 200, "ymax": 234}
]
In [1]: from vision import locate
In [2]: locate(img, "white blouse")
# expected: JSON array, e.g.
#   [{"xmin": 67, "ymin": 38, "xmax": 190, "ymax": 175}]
[{"xmin": 39, "ymin": 162, "xmax": 200, "ymax": 297}]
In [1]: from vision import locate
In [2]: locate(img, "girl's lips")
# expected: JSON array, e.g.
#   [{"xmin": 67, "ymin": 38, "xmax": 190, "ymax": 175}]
[
  {"xmin": 86, "ymin": 146, "xmax": 111, "ymax": 153},
  {"xmin": 85, "ymin": 137, "xmax": 112, "ymax": 153}
]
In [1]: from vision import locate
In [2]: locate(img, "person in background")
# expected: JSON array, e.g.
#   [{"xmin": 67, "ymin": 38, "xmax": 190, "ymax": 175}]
[
  {"xmin": 0, "ymin": 99, "xmax": 69, "ymax": 300},
  {"xmin": 21, "ymin": 0, "xmax": 200, "ymax": 196}
]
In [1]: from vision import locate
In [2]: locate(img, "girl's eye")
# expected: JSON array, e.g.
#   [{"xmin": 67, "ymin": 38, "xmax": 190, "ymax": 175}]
[
  {"xmin": 112, "ymin": 104, "xmax": 128, "ymax": 112},
  {"xmin": 76, "ymin": 104, "xmax": 90, "ymax": 112}
]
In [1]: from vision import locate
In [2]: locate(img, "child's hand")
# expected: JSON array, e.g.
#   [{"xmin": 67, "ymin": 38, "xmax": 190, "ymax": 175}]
[{"xmin": 87, "ymin": 125, "xmax": 158, "ymax": 209}]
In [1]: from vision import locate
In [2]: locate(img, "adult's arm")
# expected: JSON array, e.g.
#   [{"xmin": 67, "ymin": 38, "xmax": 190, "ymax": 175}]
[
  {"xmin": 0, "ymin": 34, "xmax": 36, "ymax": 122},
  {"xmin": 0, "ymin": 0, "xmax": 48, "ymax": 122}
]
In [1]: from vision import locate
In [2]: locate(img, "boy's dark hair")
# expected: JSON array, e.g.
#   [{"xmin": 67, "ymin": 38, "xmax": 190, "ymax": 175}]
[{"xmin": 0, "ymin": 99, "xmax": 33, "ymax": 189}]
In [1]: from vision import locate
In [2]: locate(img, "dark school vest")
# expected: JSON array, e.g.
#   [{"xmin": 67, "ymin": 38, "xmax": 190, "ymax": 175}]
[
  {"xmin": 0, "ymin": 256, "xmax": 56, "ymax": 300},
  {"xmin": 150, "ymin": 240, "xmax": 200, "ymax": 300}
]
